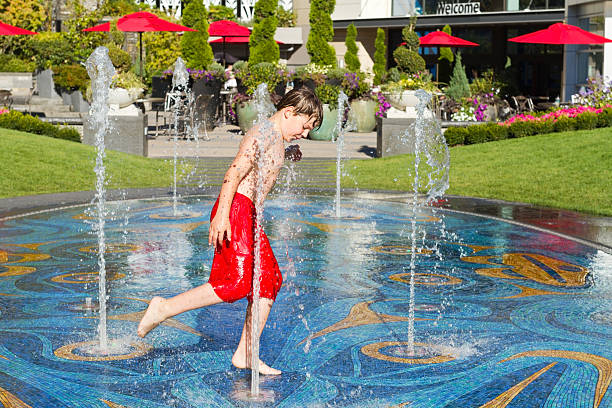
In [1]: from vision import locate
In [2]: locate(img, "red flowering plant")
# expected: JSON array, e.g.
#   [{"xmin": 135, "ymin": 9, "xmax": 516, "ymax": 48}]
[
  {"xmin": 500, "ymin": 105, "xmax": 612, "ymax": 126},
  {"xmin": 0, "ymin": 108, "xmax": 8, "ymax": 115}
]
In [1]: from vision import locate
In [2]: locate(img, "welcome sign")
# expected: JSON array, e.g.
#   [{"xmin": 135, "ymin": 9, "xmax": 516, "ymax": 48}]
[{"xmin": 436, "ymin": 2, "xmax": 481, "ymax": 14}]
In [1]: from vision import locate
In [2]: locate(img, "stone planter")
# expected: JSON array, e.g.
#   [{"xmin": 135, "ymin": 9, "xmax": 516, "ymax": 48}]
[
  {"xmin": 61, "ymin": 90, "xmax": 72, "ymax": 106},
  {"xmin": 108, "ymin": 88, "xmax": 133, "ymax": 106},
  {"xmin": 0, "ymin": 72, "xmax": 33, "ymax": 103},
  {"xmin": 308, "ymin": 104, "xmax": 339, "ymax": 141},
  {"xmin": 384, "ymin": 90, "xmax": 418, "ymax": 111},
  {"xmin": 36, "ymin": 69, "xmax": 61, "ymax": 99},
  {"xmin": 70, "ymin": 90, "xmax": 89, "ymax": 113},
  {"xmin": 376, "ymin": 117, "xmax": 416, "ymax": 158},
  {"xmin": 237, "ymin": 100, "xmax": 257, "ymax": 134},
  {"xmin": 348, "ymin": 99, "xmax": 377, "ymax": 132}
]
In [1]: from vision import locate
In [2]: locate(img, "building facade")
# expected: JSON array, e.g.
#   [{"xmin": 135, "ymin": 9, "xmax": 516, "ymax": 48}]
[{"xmin": 327, "ymin": 0, "xmax": 611, "ymax": 101}]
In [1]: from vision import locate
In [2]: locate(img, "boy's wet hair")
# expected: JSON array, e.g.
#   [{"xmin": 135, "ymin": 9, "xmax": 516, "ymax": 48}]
[{"xmin": 276, "ymin": 87, "xmax": 323, "ymax": 129}]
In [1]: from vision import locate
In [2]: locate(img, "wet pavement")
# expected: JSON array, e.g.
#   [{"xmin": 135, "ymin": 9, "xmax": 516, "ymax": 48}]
[{"xmin": 0, "ymin": 194, "xmax": 611, "ymax": 407}]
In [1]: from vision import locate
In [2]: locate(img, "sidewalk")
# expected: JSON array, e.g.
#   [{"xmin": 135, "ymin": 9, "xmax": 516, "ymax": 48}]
[{"xmin": 146, "ymin": 124, "xmax": 378, "ymax": 159}]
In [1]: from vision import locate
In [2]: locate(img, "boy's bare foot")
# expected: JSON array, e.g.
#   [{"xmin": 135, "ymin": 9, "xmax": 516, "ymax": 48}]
[
  {"xmin": 137, "ymin": 296, "xmax": 167, "ymax": 338},
  {"xmin": 232, "ymin": 354, "xmax": 282, "ymax": 375}
]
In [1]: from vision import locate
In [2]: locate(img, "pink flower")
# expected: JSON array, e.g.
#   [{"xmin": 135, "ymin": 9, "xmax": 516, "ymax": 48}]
[{"xmin": 0, "ymin": 108, "xmax": 8, "ymax": 115}]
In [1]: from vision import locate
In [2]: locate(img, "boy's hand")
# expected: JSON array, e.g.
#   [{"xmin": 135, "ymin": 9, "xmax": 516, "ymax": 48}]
[
  {"xmin": 285, "ymin": 144, "xmax": 302, "ymax": 162},
  {"xmin": 209, "ymin": 213, "xmax": 231, "ymax": 249}
]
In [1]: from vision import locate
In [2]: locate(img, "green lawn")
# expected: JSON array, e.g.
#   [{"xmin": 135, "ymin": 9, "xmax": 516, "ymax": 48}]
[
  {"xmin": 340, "ymin": 128, "xmax": 612, "ymax": 216},
  {"xmin": 0, "ymin": 128, "xmax": 175, "ymax": 198}
]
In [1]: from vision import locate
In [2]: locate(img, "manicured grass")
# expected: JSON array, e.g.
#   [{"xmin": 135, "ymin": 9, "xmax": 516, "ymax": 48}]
[
  {"xmin": 0, "ymin": 129, "xmax": 176, "ymax": 198},
  {"xmin": 340, "ymin": 128, "xmax": 612, "ymax": 216}
]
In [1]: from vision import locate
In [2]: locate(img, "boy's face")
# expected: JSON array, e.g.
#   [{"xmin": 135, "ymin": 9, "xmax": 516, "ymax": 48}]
[{"xmin": 282, "ymin": 109, "xmax": 317, "ymax": 142}]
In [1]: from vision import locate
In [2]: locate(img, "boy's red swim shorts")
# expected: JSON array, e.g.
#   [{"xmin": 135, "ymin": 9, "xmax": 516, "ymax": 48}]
[{"xmin": 208, "ymin": 193, "xmax": 282, "ymax": 303}]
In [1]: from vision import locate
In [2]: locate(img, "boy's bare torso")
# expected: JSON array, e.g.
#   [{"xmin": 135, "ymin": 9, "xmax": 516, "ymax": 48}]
[{"xmin": 236, "ymin": 122, "xmax": 285, "ymax": 202}]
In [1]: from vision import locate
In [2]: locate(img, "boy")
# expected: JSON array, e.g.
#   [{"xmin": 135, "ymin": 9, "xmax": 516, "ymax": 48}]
[{"xmin": 137, "ymin": 87, "xmax": 322, "ymax": 375}]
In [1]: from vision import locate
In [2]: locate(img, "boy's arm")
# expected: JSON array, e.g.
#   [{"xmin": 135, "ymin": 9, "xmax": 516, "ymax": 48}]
[{"xmin": 208, "ymin": 130, "xmax": 258, "ymax": 247}]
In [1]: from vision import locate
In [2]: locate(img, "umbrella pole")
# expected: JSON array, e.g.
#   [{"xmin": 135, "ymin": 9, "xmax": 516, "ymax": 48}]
[
  {"xmin": 139, "ymin": 32, "xmax": 143, "ymax": 79},
  {"xmin": 223, "ymin": 37, "xmax": 226, "ymax": 67}
]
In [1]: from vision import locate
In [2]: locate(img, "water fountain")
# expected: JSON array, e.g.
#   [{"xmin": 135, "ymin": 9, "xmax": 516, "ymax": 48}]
[
  {"xmin": 84, "ymin": 46, "xmax": 116, "ymax": 351},
  {"xmin": 333, "ymin": 91, "xmax": 350, "ymax": 219},
  {"xmin": 169, "ymin": 58, "xmax": 190, "ymax": 216}
]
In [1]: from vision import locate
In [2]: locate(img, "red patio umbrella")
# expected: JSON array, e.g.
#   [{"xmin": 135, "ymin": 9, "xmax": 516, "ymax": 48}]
[
  {"xmin": 209, "ymin": 36, "xmax": 282, "ymax": 44},
  {"xmin": 0, "ymin": 20, "xmax": 37, "ymax": 35},
  {"xmin": 83, "ymin": 11, "xmax": 196, "ymax": 77},
  {"xmin": 508, "ymin": 22, "xmax": 612, "ymax": 44},
  {"xmin": 208, "ymin": 20, "xmax": 250, "ymax": 65},
  {"xmin": 419, "ymin": 31, "xmax": 479, "ymax": 47}
]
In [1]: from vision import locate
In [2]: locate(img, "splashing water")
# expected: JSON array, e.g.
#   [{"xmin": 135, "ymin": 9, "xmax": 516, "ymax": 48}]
[
  {"xmin": 251, "ymin": 83, "xmax": 276, "ymax": 396},
  {"xmin": 170, "ymin": 58, "xmax": 191, "ymax": 216},
  {"xmin": 334, "ymin": 92, "xmax": 350, "ymax": 218},
  {"xmin": 85, "ymin": 46, "xmax": 116, "ymax": 352},
  {"xmin": 403, "ymin": 89, "xmax": 450, "ymax": 355}
]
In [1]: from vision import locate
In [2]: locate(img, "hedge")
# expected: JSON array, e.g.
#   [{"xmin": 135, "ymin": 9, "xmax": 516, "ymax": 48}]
[
  {"xmin": 0, "ymin": 111, "xmax": 81, "ymax": 142},
  {"xmin": 443, "ymin": 108, "xmax": 612, "ymax": 147}
]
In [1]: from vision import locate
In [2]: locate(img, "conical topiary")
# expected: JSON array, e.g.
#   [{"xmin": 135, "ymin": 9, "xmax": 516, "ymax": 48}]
[
  {"xmin": 180, "ymin": 0, "xmax": 213, "ymax": 69},
  {"xmin": 249, "ymin": 0, "xmax": 280, "ymax": 65},
  {"xmin": 344, "ymin": 23, "xmax": 360, "ymax": 71},
  {"xmin": 373, "ymin": 28, "xmax": 387, "ymax": 85},
  {"xmin": 446, "ymin": 52, "xmax": 470, "ymax": 101},
  {"xmin": 307, "ymin": 0, "xmax": 337, "ymax": 67}
]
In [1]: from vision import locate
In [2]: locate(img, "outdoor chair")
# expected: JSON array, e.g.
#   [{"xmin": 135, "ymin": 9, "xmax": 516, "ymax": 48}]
[
  {"xmin": 512, "ymin": 96, "xmax": 535, "ymax": 113},
  {"xmin": 0, "ymin": 89, "xmax": 13, "ymax": 109}
]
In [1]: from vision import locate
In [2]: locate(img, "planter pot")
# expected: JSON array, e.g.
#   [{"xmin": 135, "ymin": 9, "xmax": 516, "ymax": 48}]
[
  {"xmin": 237, "ymin": 100, "xmax": 257, "ymax": 134},
  {"xmin": 308, "ymin": 104, "xmax": 339, "ymax": 141},
  {"xmin": 236, "ymin": 78, "xmax": 248, "ymax": 95},
  {"xmin": 108, "ymin": 88, "xmax": 133, "ymax": 106},
  {"xmin": 384, "ymin": 90, "xmax": 418, "ymax": 111},
  {"xmin": 484, "ymin": 104, "xmax": 497, "ymax": 121},
  {"xmin": 325, "ymin": 78, "xmax": 342, "ymax": 87},
  {"xmin": 193, "ymin": 78, "xmax": 222, "ymax": 131},
  {"xmin": 294, "ymin": 78, "xmax": 316, "ymax": 91},
  {"xmin": 348, "ymin": 99, "xmax": 377, "ymax": 132},
  {"xmin": 152, "ymin": 76, "xmax": 172, "ymax": 98}
]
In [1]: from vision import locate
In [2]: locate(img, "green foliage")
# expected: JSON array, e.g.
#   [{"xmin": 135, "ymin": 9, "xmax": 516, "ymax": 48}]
[
  {"xmin": 238, "ymin": 62, "xmax": 282, "ymax": 95},
  {"xmin": 393, "ymin": 47, "xmax": 425, "ymax": 75},
  {"xmin": 575, "ymin": 111, "xmax": 598, "ymax": 130},
  {"xmin": 326, "ymin": 67, "xmax": 348, "ymax": 81},
  {"xmin": 0, "ymin": 111, "xmax": 80, "ymax": 142},
  {"xmin": 106, "ymin": 42, "xmax": 131, "ymax": 72},
  {"xmin": 99, "ymin": 0, "xmax": 140, "ymax": 16},
  {"xmin": 402, "ymin": 27, "xmax": 420, "ymax": 52},
  {"xmin": 144, "ymin": 30, "xmax": 181, "ymax": 79},
  {"xmin": 533, "ymin": 119, "xmax": 555, "ymax": 134},
  {"xmin": 249, "ymin": 0, "xmax": 280, "ymax": 65},
  {"xmin": 307, "ymin": 0, "xmax": 337, "ymax": 68},
  {"xmin": 0, "ymin": 55, "xmax": 35, "ymax": 72},
  {"xmin": 208, "ymin": 5, "xmax": 236, "ymax": 22},
  {"xmin": 445, "ymin": 53, "xmax": 470, "ymax": 101},
  {"xmin": 470, "ymin": 70, "xmax": 501, "ymax": 95},
  {"xmin": 443, "ymin": 126, "xmax": 467, "ymax": 146},
  {"xmin": 484, "ymin": 122, "xmax": 508, "ymax": 141},
  {"xmin": 439, "ymin": 25, "xmax": 454, "ymax": 64},
  {"xmin": 52, "ymin": 64, "xmax": 89, "ymax": 93},
  {"xmin": 27, "ymin": 33, "xmax": 77, "ymax": 69},
  {"xmin": 344, "ymin": 23, "xmax": 360, "ymax": 71},
  {"xmin": 465, "ymin": 124, "xmax": 489, "ymax": 144},
  {"xmin": 207, "ymin": 62, "xmax": 225, "ymax": 76},
  {"xmin": 597, "ymin": 107, "xmax": 612, "ymax": 127},
  {"xmin": 112, "ymin": 71, "xmax": 145, "ymax": 90},
  {"xmin": 315, "ymin": 84, "xmax": 341, "ymax": 110},
  {"xmin": 373, "ymin": 28, "xmax": 387, "ymax": 85},
  {"xmin": 276, "ymin": 6, "xmax": 296, "ymax": 27},
  {"xmin": 233, "ymin": 60, "xmax": 248, "ymax": 72},
  {"xmin": 181, "ymin": 0, "xmax": 213, "ymax": 70},
  {"xmin": 509, "ymin": 120, "xmax": 538, "ymax": 138},
  {"xmin": 387, "ymin": 67, "xmax": 403, "ymax": 82},
  {"xmin": 553, "ymin": 116, "xmax": 576, "ymax": 133}
]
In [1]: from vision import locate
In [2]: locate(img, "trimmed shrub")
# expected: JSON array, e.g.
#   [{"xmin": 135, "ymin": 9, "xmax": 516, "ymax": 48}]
[
  {"xmin": 373, "ymin": 28, "xmax": 387, "ymax": 85},
  {"xmin": 249, "ymin": 0, "xmax": 280, "ymax": 65},
  {"xmin": 465, "ymin": 124, "xmax": 489, "ymax": 144},
  {"xmin": 106, "ymin": 42, "xmax": 131, "ymax": 72},
  {"xmin": 344, "ymin": 23, "xmax": 360, "ymax": 71},
  {"xmin": 439, "ymin": 25, "xmax": 453, "ymax": 64},
  {"xmin": 208, "ymin": 5, "xmax": 237, "ymax": 22},
  {"xmin": 509, "ymin": 120, "xmax": 537, "ymax": 138},
  {"xmin": 553, "ymin": 116, "xmax": 576, "ymax": 133},
  {"xmin": 0, "ymin": 55, "xmax": 35, "ymax": 72},
  {"xmin": 485, "ymin": 123, "xmax": 508, "ymax": 141},
  {"xmin": 597, "ymin": 107, "xmax": 612, "ymax": 128},
  {"xmin": 181, "ymin": 0, "xmax": 213, "ymax": 70},
  {"xmin": 307, "ymin": 0, "xmax": 337, "ymax": 67},
  {"xmin": 276, "ymin": 5, "xmax": 296, "ymax": 27},
  {"xmin": 315, "ymin": 84, "xmax": 341, "ymax": 110},
  {"xmin": 533, "ymin": 119, "xmax": 555, "ymax": 135},
  {"xmin": 443, "ymin": 126, "xmax": 467, "ymax": 146},
  {"xmin": 402, "ymin": 27, "xmax": 420, "ymax": 52},
  {"xmin": 393, "ymin": 47, "xmax": 425, "ymax": 76},
  {"xmin": 574, "ymin": 111, "xmax": 598, "ymax": 130},
  {"xmin": 0, "ymin": 110, "xmax": 80, "ymax": 142},
  {"xmin": 446, "ymin": 53, "xmax": 470, "ymax": 101}
]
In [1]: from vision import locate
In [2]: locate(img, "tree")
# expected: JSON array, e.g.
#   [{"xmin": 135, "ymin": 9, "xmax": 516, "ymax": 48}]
[
  {"xmin": 373, "ymin": 28, "xmax": 386, "ymax": 85},
  {"xmin": 249, "ymin": 0, "xmax": 279, "ymax": 65},
  {"xmin": 344, "ymin": 23, "xmax": 360, "ymax": 71},
  {"xmin": 446, "ymin": 52, "xmax": 470, "ymax": 100},
  {"xmin": 392, "ymin": 24, "xmax": 425, "ymax": 75},
  {"xmin": 307, "ymin": 0, "xmax": 337, "ymax": 67},
  {"xmin": 180, "ymin": 0, "xmax": 213, "ymax": 70},
  {"xmin": 439, "ymin": 24, "xmax": 453, "ymax": 64}
]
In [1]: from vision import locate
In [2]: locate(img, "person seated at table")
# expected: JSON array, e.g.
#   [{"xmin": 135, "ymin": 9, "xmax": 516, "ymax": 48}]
[{"xmin": 225, "ymin": 65, "xmax": 237, "ymax": 90}]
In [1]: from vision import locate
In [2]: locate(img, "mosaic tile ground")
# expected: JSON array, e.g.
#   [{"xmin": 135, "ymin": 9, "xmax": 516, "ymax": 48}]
[{"xmin": 0, "ymin": 194, "xmax": 610, "ymax": 407}]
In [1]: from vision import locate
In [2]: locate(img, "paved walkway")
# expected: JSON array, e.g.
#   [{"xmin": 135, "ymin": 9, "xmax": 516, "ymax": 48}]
[{"xmin": 146, "ymin": 124, "xmax": 378, "ymax": 159}]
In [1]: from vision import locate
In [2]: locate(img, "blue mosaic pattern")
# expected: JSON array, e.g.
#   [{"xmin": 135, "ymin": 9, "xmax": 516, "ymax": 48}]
[{"xmin": 0, "ymin": 195, "xmax": 611, "ymax": 407}]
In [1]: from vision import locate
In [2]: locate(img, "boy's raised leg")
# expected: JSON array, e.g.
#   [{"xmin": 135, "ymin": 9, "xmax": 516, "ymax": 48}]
[
  {"xmin": 232, "ymin": 298, "xmax": 281, "ymax": 375},
  {"xmin": 137, "ymin": 283, "xmax": 222, "ymax": 338}
]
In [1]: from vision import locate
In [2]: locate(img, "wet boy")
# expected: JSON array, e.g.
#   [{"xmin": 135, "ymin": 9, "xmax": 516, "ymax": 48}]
[{"xmin": 137, "ymin": 87, "xmax": 322, "ymax": 375}]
